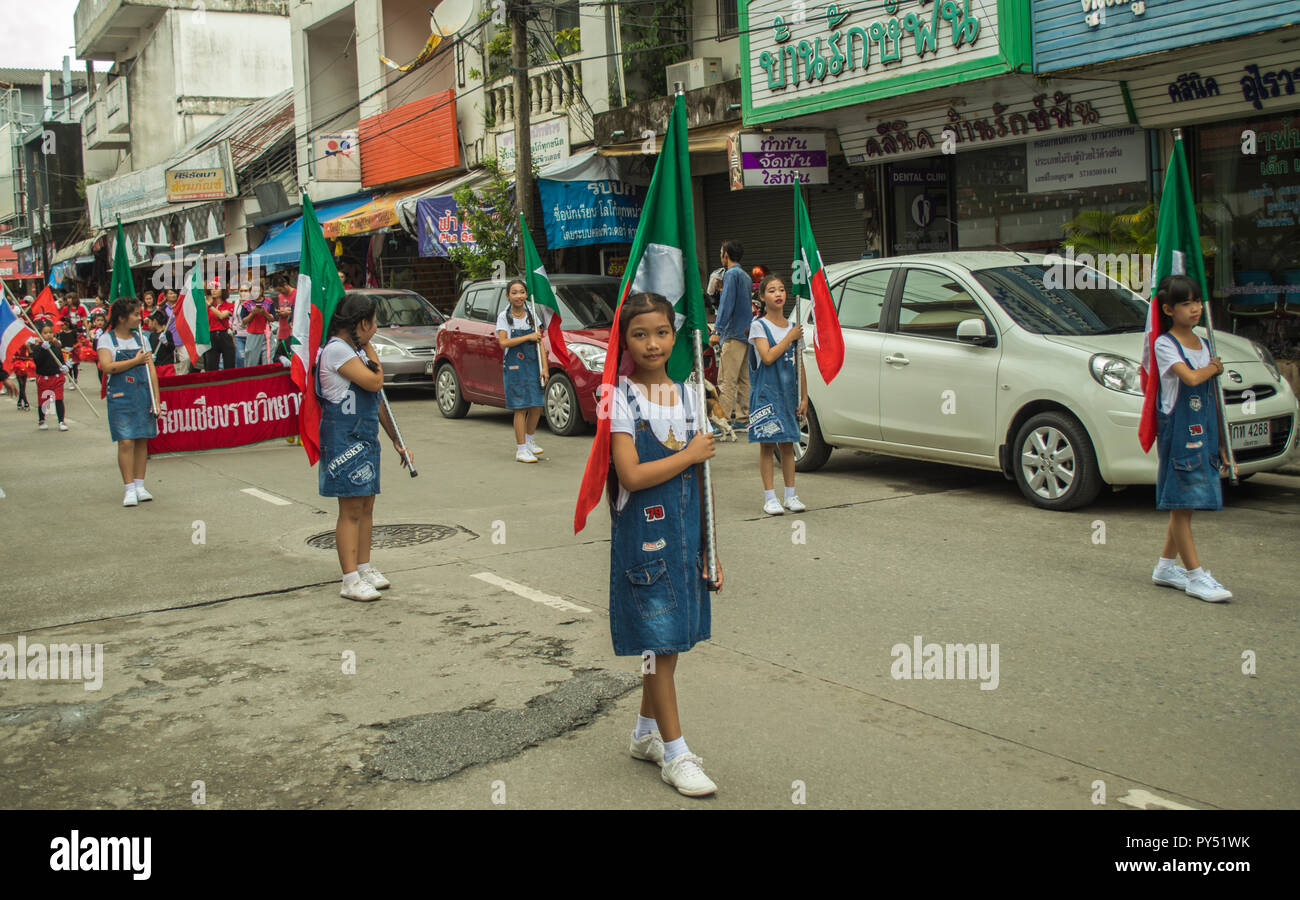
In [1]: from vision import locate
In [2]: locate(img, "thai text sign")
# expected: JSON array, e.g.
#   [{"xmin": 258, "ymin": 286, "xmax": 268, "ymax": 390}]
[
  {"xmin": 497, "ymin": 118, "xmax": 570, "ymax": 174},
  {"xmin": 728, "ymin": 131, "xmax": 829, "ymax": 189},
  {"xmin": 165, "ymin": 167, "xmax": 229, "ymax": 203},
  {"xmin": 1025, "ymin": 126, "xmax": 1147, "ymax": 193},
  {"xmin": 148, "ymin": 364, "xmax": 301, "ymax": 454},
  {"xmin": 536, "ymin": 179, "xmax": 642, "ymax": 247},
  {"xmin": 416, "ymin": 196, "xmax": 478, "ymax": 257}
]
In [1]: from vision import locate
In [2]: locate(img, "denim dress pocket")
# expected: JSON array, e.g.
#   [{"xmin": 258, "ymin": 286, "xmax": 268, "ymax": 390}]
[
  {"xmin": 1172, "ymin": 454, "xmax": 1207, "ymax": 489},
  {"xmin": 625, "ymin": 558, "xmax": 678, "ymax": 619}
]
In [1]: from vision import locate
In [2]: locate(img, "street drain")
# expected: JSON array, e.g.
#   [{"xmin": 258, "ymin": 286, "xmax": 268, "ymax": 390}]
[{"xmin": 307, "ymin": 524, "xmax": 460, "ymax": 551}]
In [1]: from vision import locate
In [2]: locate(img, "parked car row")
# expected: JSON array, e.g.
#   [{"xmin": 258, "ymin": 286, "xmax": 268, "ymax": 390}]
[{"xmin": 348, "ymin": 252, "xmax": 1298, "ymax": 511}]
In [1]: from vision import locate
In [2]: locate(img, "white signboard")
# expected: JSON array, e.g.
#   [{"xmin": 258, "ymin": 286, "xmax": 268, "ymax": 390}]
[
  {"xmin": 1026, "ymin": 126, "xmax": 1148, "ymax": 193},
  {"xmin": 497, "ymin": 117, "xmax": 570, "ymax": 174},
  {"xmin": 315, "ymin": 131, "xmax": 360, "ymax": 182},
  {"xmin": 729, "ymin": 132, "xmax": 829, "ymax": 189}
]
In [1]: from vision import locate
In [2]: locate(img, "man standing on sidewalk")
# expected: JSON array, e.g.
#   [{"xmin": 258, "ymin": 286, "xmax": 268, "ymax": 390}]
[{"xmin": 713, "ymin": 240, "xmax": 754, "ymax": 427}]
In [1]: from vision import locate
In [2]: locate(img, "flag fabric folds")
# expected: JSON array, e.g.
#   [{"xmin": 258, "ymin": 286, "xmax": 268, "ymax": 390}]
[
  {"xmin": 519, "ymin": 212, "xmax": 573, "ymax": 370},
  {"xmin": 1, "ymin": 302, "xmax": 39, "ymax": 369},
  {"xmin": 175, "ymin": 262, "xmax": 211, "ymax": 365},
  {"xmin": 1138, "ymin": 133, "xmax": 1210, "ymax": 454},
  {"xmin": 574, "ymin": 92, "xmax": 705, "ymax": 534},
  {"xmin": 108, "ymin": 218, "xmax": 135, "ymax": 302},
  {"xmin": 290, "ymin": 193, "xmax": 348, "ymax": 465},
  {"xmin": 30, "ymin": 285, "xmax": 59, "ymax": 321},
  {"xmin": 792, "ymin": 184, "xmax": 845, "ymax": 385}
]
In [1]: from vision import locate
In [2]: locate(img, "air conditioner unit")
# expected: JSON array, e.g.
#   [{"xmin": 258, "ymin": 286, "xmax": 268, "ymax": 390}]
[{"xmin": 665, "ymin": 58, "xmax": 723, "ymax": 95}]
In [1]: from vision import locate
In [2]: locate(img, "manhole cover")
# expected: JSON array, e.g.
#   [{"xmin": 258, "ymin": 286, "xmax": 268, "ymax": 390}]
[{"xmin": 307, "ymin": 524, "xmax": 460, "ymax": 551}]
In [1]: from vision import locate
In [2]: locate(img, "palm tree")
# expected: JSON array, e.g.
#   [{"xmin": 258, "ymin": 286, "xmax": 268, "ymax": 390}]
[{"xmin": 1061, "ymin": 203, "xmax": 1219, "ymax": 291}]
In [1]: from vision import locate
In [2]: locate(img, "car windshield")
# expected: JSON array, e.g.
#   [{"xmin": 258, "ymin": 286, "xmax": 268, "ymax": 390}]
[
  {"xmin": 553, "ymin": 283, "xmax": 618, "ymax": 328},
  {"xmin": 375, "ymin": 293, "xmax": 445, "ymax": 328},
  {"xmin": 973, "ymin": 265, "xmax": 1148, "ymax": 336}
]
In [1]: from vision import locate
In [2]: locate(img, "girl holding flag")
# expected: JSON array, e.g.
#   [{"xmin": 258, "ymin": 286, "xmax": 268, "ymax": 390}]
[
  {"xmin": 497, "ymin": 278, "xmax": 548, "ymax": 463},
  {"xmin": 608, "ymin": 292, "xmax": 722, "ymax": 798},
  {"xmin": 97, "ymin": 297, "xmax": 159, "ymax": 507},
  {"xmin": 747, "ymin": 273, "xmax": 808, "ymax": 515},
  {"xmin": 31, "ymin": 321, "xmax": 70, "ymax": 431}
]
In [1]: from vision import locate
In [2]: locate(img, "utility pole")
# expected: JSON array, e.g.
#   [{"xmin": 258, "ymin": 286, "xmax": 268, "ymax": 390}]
[{"xmin": 511, "ymin": 0, "xmax": 532, "ymax": 272}]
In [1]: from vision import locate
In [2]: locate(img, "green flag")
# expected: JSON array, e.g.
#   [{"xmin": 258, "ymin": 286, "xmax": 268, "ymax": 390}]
[
  {"xmin": 519, "ymin": 212, "xmax": 573, "ymax": 368},
  {"xmin": 109, "ymin": 217, "xmax": 135, "ymax": 301}
]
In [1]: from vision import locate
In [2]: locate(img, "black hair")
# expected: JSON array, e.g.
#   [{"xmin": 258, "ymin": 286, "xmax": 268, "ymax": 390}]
[
  {"xmin": 149, "ymin": 309, "xmax": 168, "ymax": 327},
  {"xmin": 328, "ymin": 293, "xmax": 379, "ymax": 368},
  {"xmin": 617, "ymin": 292, "xmax": 677, "ymax": 349},
  {"xmin": 107, "ymin": 297, "xmax": 141, "ymax": 334},
  {"xmin": 1156, "ymin": 274, "xmax": 1201, "ymax": 331},
  {"xmin": 722, "ymin": 239, "xmax": 744, "ymax": 264},
  {"xmin": 757, "ymin": 273, "xmax": 786, "ymax": 304},
  {"xmin": 504, "ymin": 279, "xmax": 533, "ymax": 330}
]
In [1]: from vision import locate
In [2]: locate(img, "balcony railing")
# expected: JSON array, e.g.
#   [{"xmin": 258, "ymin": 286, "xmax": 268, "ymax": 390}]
[{"xmin": 487, "ymin": 58, "xmax": 582, "ymax": 126}]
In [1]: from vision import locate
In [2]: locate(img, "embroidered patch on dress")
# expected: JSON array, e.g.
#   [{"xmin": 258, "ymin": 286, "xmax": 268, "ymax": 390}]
[
  {"xmin": 642, "ymin": 538, "xmax": 667, "ymax": 552},
  {"xmin": 1185, "ymin": 441, "xmax": 1203, "ymax": 449},
  {"xmin": 643, "ymin": 505, "xmax": 665, "ymax": 522},
  {"xmin": 1189, "ymin": 423, "xmax": 1204, "ymax": 435},
  {"xmin": 1189, "ymin": 395, "xmax": 1203, "ymax": 412}
]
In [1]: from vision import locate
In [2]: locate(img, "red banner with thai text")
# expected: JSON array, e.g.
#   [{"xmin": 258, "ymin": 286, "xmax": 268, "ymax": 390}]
[{"xmin": 148, "ymin": 364, "xmax": 302, "ymax": 454}]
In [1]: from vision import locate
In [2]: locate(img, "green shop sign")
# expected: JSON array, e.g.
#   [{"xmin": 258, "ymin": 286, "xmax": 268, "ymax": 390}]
[{"xmin": 741, "ymin": 0, "xmax": 1032, "ymax": 125}]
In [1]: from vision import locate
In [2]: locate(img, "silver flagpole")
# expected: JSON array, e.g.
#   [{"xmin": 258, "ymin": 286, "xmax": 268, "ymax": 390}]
[
  {"xmin": 692, "ymin": 328, "xmax": 718, "ymax": 586},
  {"xmin": 526, "ymin": 294, "xmax": 546, "ymax": 389},
  {"xmin": 379, "ymin": 388, "xmax": 417, "ymax": 477},
  {"xmin": 1173, "ymin": 127, "xmax": 1236, "ymax": 486},
  {"xmin": 2, "ymin": 277, "xmax": 102, "ymax": 419}
]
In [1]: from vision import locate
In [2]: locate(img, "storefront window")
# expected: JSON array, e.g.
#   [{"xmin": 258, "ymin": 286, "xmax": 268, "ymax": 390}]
[
  {"xmin": 886, "ymin": 159, "xmax": 953, "ymax": 255},
  {"xmin": 1197, "ymin": 111, "xmax": 1300, "ymax": 357}
]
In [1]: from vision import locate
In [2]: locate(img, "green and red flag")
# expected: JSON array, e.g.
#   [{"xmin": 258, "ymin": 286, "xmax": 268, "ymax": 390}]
[
  {"xmin": 174, "ymin": 259, "xmax": 211, "ymax": 364},
  {"xmin": 792, "ymin": 183, "xmax": 844, "ymax": 384},
  {"xmin": 290, "ymin": 192, "xmax": 348, "ymax": 465},
  {"xmin": 1139, "ymin": 133, "xmax": 1210, "ymax": 453},
  {"xmin": 573, "ymin": 92, "xmax": 705, "ymax": 533},
  {"xmin": 108, "ymin": 217, "xmax": 135, "ymax": 302},
  {"xmin": 519, "ymin": 211, "xmax": 573, "ymax": 369}
]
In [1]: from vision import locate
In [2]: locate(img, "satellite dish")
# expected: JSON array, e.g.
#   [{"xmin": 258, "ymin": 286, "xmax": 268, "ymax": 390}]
[{"xmin": 429, "ymin": 0, "xmax": 474, "ymax": 37}]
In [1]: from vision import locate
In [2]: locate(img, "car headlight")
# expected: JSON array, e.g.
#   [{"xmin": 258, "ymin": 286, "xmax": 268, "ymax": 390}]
[
  {"xmin": 1252, "ymin": 340, "xmax": 1281, "ymax": 382},
  {"xmin": 1089, "ymin": 353, "xmax": 1143, "ymax": 395},
  {"xmin": 568, "ymin": 342, "xmax": 605, "ymax": 372},
  {"xmin": 374, "ymin": 341, "xmax": 410, "ymax": 359}
]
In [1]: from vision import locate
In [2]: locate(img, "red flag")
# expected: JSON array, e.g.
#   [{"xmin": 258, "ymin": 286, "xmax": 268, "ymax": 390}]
[
  {"xmin": 573, "ymin": 297, "xmax": 629, "ymax": 534},
  {"xmin": 30, "ymin": 285, "xmax": 59, "ymax": 320},
  {"xmin": 793, "ymin": 184, "xmax": 845, "ymax": 384},
  {"xmin": 1137, "ymin": 287, "xmax": 1164, "ymax": 454}
]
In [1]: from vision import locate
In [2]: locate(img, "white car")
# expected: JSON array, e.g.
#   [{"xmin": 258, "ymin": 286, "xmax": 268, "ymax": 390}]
[{"xmin": 795, "ymin": 252, "xmax": 1298, "ymax": 510}]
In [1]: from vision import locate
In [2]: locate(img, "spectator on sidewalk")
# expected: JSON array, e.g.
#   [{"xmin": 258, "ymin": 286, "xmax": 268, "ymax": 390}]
[{"xmin": 714, "ymin": 239, "xmax": 754, "ymax": 427}]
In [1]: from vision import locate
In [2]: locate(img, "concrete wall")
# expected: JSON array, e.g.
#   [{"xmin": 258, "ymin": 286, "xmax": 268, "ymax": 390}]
[
  {"xmin": 127, "ymin": 12, "xmax": 179, "ymax": 168},
  {"xmin": 690, "ymin": 2, "xmax": 742, "ymax": 82}
]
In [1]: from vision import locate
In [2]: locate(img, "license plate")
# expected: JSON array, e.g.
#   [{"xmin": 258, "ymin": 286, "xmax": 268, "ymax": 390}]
[
  {"xmin": 424, "ymin": 361, "xmax": 434, "ymax": 376},
  {"xmin": 1230, "ymin": 419, "xmax": 1270, "ymax": 450}
]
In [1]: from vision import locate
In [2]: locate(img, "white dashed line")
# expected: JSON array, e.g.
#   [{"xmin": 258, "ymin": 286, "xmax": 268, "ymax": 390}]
[
  {"xmin": 471, "ymin": 572, "xmax": 591, "ymax": 613},
  {"xmin": 1117, "ymin": 789, "xmax": 1195, "ymax": 810},
  {"xmin": 240, "ymin": 487, "xmax": 292, "ymax": 506}
]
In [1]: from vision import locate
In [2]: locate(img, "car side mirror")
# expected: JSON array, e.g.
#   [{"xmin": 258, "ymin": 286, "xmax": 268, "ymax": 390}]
[{"xmin": 957, "ymin": 318, "xmax": 996, "ymax": 346}]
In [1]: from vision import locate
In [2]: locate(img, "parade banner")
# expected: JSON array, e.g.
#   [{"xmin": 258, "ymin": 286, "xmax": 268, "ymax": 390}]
[{"xmin": 148, "ymin": 364, "xmax": 301, "ymax": 454}]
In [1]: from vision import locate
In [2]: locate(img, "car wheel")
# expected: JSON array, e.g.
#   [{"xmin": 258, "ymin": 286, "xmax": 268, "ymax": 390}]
[
  {"xmin": 794, "ymin": 403, "xmax": 831, "ymax": 472},
  {"xmin": 544, "ymin": 373, "xmax": 586, "ymax": 436},
  {"xmin": 1012, "ymin": 411, "xmax": 1102, "ymax": 510},
  {"xmin": 435, "ymin": 363, "xmax": 470, "ymax": 418}
]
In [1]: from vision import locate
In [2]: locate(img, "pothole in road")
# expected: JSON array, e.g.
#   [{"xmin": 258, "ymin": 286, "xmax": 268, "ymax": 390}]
[{"xmin": 306, "ymin": 524, "xmax": 465, "ymax": 551}]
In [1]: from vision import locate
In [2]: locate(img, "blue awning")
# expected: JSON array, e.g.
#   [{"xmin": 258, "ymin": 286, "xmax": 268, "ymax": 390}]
[{"xmin": 250, "ymin": 195, "xmax": 374, "ymax": 270}]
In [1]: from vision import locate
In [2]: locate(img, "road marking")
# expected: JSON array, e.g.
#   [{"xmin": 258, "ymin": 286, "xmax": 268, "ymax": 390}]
[
  {"xmin": 0, "ymin": 486, "xmax": 6, "ymax": 499},
  {"xmin": 471, "ymin": 572, "xmax": 591, "ymax": 613},
  {"xmin": 240, "ymin": 487, "xmax": 292, "ymax": 506},
  {"xmin": 1117, "ymin": 789, "xmax": 1195, "ymax": 810}
]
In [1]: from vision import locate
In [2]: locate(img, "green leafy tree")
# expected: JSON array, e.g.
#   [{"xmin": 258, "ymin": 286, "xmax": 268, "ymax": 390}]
[
  {"xmin": 1061, "ymin": 202, "xmax": 1221, "ymax": 291},
  {"xmin": 619, "ymin": 1, "xmax": 690, "ymax": 101},
  {"xmin": 448, "ymin": 158, "xmax": 520, "ymax": 281}
]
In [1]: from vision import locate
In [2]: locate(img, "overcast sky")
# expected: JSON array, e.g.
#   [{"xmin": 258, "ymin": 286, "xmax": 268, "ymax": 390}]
[{"xmin": 2, "ymin": 0, "xmax": 110, "ymax": 71}]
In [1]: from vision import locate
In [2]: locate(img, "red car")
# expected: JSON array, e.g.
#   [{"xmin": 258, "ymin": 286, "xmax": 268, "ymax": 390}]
[{"xmin": 434, "ymin": 275, "xmax": 717, "ymax": 435}]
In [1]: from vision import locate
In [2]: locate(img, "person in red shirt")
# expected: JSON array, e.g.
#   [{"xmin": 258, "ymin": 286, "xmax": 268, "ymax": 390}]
[
  {"xmin": 204, "ymin": 286, "xmax": 236, "ymax": 371},
  {"xmin": 273, "ymin": 280, "xmax": 296, "ymax": 363},
  {"xmin": 240, "ymin": 282, "xmax": 276, "ymax": 366}
]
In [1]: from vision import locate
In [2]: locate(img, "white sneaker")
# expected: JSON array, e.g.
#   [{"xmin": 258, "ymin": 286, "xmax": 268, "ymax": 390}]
[
  {"xmin": 763, "ymin": 497, "xmax": 784, "ymax": 516},
  {"xmin": 661, "ymin": 752, "xmax": 717, "ymax": 797},
  {"xmin": 1152, "ymin": 564, "xmax": 1188, "ymax": 589},
  {"xmin": 123, "ymin": 490, "xmax": 138, "ymax": 508},
  {"xmin": 527, "ymin": 440, "xmax": 545, "ymax": 455},
  {"xmin": 57, "ymin": 422, "xmax": 69, "ymax": 431},
  {"xmin": 134, "ymin": 486, "xmax": 153, "ymax": 502},
  {"xmin": 629, "ymin": 731, "xmax": 665, "ymax": 766},
  {"xmin": 340, "ymin": 580, "xmax": 382, "ymax": 602},
  {"xmin": 516, "ymin": 447, "xmax": 538, "ymax": 463},
  {"xmin": 359, "ymin": 567, "xmax": 391, "ymax": 590},
  {"xmin": 783, "ymin": 494, "xmax": 806, "ymax": 512},
  {"xmin": 1185, "ymin": 570, "xmax": 1232, "ymax": 603},
  {"xmin": 38, "ymin": 421, "xmax": 48, "ymax": 430}
]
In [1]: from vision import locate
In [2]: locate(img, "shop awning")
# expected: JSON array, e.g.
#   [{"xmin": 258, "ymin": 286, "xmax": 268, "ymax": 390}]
[
  {"xmin": 250, "ymin": 195, "xmax": 374, "ymax": 270},
  {"xmin": 395, "ymin": 169, "xmax": 493, "ymax": 235},
  {"xmin": 598, "ymin": 122, "xmax": 737, "ymax": 157},
  {"xmin": 321, "ymin": 186, "xmax": 428, "ymax": 239},
  {"xmin": 51, "ymin": 235, "xmax": 101, "ymax": 265}
]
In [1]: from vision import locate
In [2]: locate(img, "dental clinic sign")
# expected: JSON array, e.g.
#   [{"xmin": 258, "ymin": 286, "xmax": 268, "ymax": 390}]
[{"xmin": 741, "ymin": 0, "xmax": 1023, "ymax": 124}]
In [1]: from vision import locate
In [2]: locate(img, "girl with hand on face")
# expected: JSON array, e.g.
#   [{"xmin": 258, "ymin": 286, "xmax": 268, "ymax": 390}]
[
  {"xmin": 747, "ymin": 274, "xmax": 808, "ymax": 516},
  {"xmin": 496, "ymin": 279, "xmax": 549, "ymax": 463},
  {"xmin": 97, "ymin": 298, "xmax": 160, "ymax": 507},
  {"xmin": 608, "ymin": 292, "xmax": 722, "ymax": 798},
  {"xmin": 316, "ymin": 294, "xmax": 412, "ymax": 602}
]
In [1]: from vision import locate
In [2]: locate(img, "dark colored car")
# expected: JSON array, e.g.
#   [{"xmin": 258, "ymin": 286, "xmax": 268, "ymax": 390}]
[
  {"xmin": 433, "ymin": 275, "xmax": 717, "ymax": 436},
  {"xmin": 347, "ymin": 289, "xmax": 447, "ymax": 388}
]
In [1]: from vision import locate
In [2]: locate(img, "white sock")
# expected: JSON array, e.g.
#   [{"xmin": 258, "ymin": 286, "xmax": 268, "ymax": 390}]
[
  {"xmin": 634, "ymin": 715, "xmax": 658, "ymax": 739},
  {"xmin": 526, "ymin": 433, "xmax": 537, "ymax": 444},
  {"xmin": 133, "ymin": 478, "xmax": 145, "ymax": 491},
  {"xmin": 663, "ymin": 736, "xmax": 689, "ymax": 763},
  {"xmin": 1157, "ymin": 556, "xmax": 1177, "ymax": 569},
  {"xmin": 517, "ymin": 443, "xmax": 528, "ymax": 453},
  {"xmin": 342, "ymin": 571, "xmax": 361, "ymax": 586},
  {"xmin": 1187, "ymin": 567, "xmax": 1205, "ymax": 579},
  {"xmin": 764, "ymin": 489, "xmax": 776, "ymax": 502},
  {"xmin": 358, "ymin": 562, "xmax": 374, "ymax": 573},
  {"xmin": 123, "ymin": 483, "xmax": 136, "ymax": 496},
  {"xmin": 784, "ymin": 486, "xmax": 796, "ymax": 500}
]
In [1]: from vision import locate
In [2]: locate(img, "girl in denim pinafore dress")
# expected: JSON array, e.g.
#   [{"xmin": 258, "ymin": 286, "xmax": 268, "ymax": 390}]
[
  {"xmin": 608, "ymin": 293, "xmax": 722, "ymax": 797},
  {"xmin": 97, "ymin": 298, "xmax": 159, "ymax": 508},
  {"xmin": 497, "ymin": 279, "xmax": 548, "ymax": 463},
  {"xmin": 1149, "ymin": 275, "xmax": 1235, "ymax": 603},
  {"xmin": 746, "ymin": 274, "xmax": 808, "ymax": 516}
]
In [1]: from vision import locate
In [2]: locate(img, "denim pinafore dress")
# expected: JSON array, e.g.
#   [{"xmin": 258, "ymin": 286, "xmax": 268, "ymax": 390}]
[
  {"xmin": 609, "ymin": 380, "xmax": 712, "ymax": 657},
  {"xmin": 747, "ymin": 318, "xmax": 800, "ymax": 443},
  {"xmin": 316, "ymin": 339, "xmax": 382, "ymax": 498},
  {"xmin": 105, "ymin": 332, "xmax": 158, "ymax": 442},
  {"xmin": 1155, "ymin": 337, "xmax": 1222, "ymax": 511},
  {"xmin": 502, "ymin": 314, "xmax": 544, "ymax": 410}
]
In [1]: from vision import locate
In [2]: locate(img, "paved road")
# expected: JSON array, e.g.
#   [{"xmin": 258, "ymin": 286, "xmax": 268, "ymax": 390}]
[{"xmin": 2, "ymin": 384, "xmax": 1296, "ymax": 808}]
